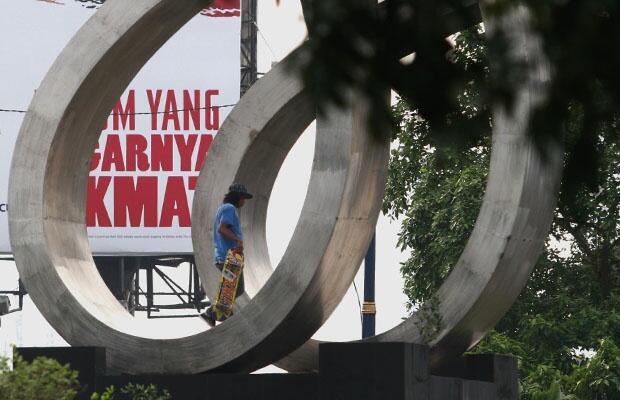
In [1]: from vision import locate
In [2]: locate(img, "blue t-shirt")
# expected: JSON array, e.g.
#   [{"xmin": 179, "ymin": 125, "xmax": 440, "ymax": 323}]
[{"xmin": 213, "ymin": 203, "xmax": 242, "ymax": 264}]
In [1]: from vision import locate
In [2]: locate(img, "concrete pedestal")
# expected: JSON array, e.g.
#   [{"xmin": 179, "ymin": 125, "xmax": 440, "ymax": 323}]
[
  {"xmin": 15, "ymin": 343, "xmax": 517, "ymax": 400},
  {"xmin": 319, "ymin": 343, "xmax": 517, "ymax": 400}
]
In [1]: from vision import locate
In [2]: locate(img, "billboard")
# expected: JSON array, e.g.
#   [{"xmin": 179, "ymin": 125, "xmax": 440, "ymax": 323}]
[{"xmin": 0, "ymin": 0, "xmax": 241, "ymax": 255}]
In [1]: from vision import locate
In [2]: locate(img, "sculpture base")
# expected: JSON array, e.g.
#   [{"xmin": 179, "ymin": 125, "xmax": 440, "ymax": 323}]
[{"xmin": 15, "ymin": 343, "xmax": 517, "ymax": 400}]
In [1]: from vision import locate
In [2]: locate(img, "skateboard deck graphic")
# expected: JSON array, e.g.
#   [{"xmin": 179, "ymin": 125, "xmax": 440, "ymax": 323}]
[{"xmin": 213, "ymin": 249, "xmax": 244, "ymax": 321}]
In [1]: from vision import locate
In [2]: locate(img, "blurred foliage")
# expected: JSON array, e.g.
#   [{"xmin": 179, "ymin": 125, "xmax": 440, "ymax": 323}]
[
  {"xmin": 383, "ymin": 25, "xmax": 619, "ymax": 399},
  {"xmin": 567, "ymin": 339, "xmax": 620, "ymax": 399},
  {"xmin": 0, "ymin": 352, "xmax": 170, "ymax": 400},
  {"xmin": 0, "ymin": 353, "xmax": 80, "ymax": 400},
  {"xmin": 92, "ymin": 384, "xmax": 171, "ymax": 400},
  {"xmin": 295, "ymin": 0, "xmax": 620, "ymax": 196},
  {"xmin": 92, "ymin": 386, "xmax": 116, "ymax": 400}
]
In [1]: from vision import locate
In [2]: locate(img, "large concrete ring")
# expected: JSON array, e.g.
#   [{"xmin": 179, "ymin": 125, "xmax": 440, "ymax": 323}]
[
  {"xmin": 8, "ymin": 0, "xmax": 388, "ymax": 374},
  {"xmin": 192, "ymin": 2, "xmax": 563, "ymax": 373},
  {"xmin": 8, "ymin": 0, "xmax": 563, "ymax": 375},
  {"xmin": 191, "ymin": 47, "xmax": 390, "ymax": 372}
]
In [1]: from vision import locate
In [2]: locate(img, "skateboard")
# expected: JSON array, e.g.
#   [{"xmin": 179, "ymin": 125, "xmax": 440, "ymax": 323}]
[{"xmin": 212, "ymin": 248, "xmax": 244, "ymax": 321}]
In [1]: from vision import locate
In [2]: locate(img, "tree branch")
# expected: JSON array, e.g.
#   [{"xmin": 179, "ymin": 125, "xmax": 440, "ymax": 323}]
[{"xmin": 556, "ymin": 216, "xmax": 595, "ymax": 261}]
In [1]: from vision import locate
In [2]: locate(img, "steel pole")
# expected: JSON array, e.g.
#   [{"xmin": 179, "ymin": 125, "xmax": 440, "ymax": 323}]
[{"xmin": 362, "ymin": 232, "xmax": 376, "ymax": 338}]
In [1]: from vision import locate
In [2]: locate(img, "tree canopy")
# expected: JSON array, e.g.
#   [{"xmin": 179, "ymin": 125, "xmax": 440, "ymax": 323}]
[
  {"xmin": 0, "ymin": 354, "xmax": 80, "ymax": 400},
  {"xmin": 383, "ymin": 25, "xmax": 620, "ymax": 399},
  {"xmin": 296, "ymin": 0, "xmax": 620, "ymax": 197}
]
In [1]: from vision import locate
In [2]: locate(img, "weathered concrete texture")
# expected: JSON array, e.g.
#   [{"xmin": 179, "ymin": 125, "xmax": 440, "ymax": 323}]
[
  {"xmin": 192, "ymin": 0, "xmax": 563, "ymax": 374},
  {"xmin": 192, "ymin": 0, "xmax": 389, "ymax": 372},
  {"xmin": 10, "ymin": 0, "xmax": 389, "ymax": 374},
  {"xmin": 17, "ymin": 344, "xmax": 517, "ymax": 400},
  {"xmin": 191, "ymin": 47, "xmax": 390, "ymax": 373},
  {"xmin": 368, "ymin": 3, "xmax": 562, "ymax": 371},
  {"xmin": 9, "ymin": 0, "xmax": 215, "ymax": 374},
  {"xmin": 9, "ymin": 0, "xmax": 562, "ymax": 376}
]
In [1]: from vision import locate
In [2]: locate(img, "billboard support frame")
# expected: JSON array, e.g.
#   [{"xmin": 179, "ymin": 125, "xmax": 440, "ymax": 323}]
[
  {"xmin": 3, "ymin": 1, "xmax": 255, "ymax": 319},
  {"xmin": 104, "ymin": 1, "xmax": 258, "ymax": 317}
]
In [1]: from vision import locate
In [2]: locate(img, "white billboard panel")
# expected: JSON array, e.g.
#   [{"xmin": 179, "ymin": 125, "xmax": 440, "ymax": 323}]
[{"xmin": 0, "ymin": 0, "xmax": 241, "ymax": 254}]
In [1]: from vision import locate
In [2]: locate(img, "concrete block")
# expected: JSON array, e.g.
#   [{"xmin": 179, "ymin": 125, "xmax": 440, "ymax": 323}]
[{"xmin": 319, "ymin": 342, "xmax": 429, "ymax": 400}]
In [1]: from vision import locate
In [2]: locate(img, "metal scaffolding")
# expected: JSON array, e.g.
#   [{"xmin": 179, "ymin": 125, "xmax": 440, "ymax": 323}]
[
  {"xmin": 94, "ymin": 0, "xmax": 259, "ymax": 318},
  {"xmin": 240, "ymin": 0, "xmax": 258, "ymax": 96},
  {"xmin": 2, "ymin": 1, "xmax": 259, "ymax": 320}
]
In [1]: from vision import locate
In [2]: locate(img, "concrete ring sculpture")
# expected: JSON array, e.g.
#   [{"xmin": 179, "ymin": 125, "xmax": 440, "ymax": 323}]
[
  {"xmin": 8, "ymin": 0, "xmax": 563, "ymax": 375},
  {"xmin": 191, "ymin": 47, "xmax": 390, "ymax": 372},
  {"xmin": 192, "ymin": 2, "xmax": 564, "ymax": 373},
  {"xmin": 9, "ymin": 0, "xmax": 387, "ymax": 374}
]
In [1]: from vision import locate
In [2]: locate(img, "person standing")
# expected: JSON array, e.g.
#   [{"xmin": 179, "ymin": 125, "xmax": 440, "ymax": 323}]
[{"xmin": 201, "ymin": 183, "xmax": 253, "ymax": 327}]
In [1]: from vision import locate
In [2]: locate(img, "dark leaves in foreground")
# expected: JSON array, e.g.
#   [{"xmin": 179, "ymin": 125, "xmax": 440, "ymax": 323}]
[
  {"xmin": 292, "ymin": 0, "xmax": 483, "ymax": 143},
  {"xmin": 292, "ymin": 0, "xmax": 620, "ymax": 197}
]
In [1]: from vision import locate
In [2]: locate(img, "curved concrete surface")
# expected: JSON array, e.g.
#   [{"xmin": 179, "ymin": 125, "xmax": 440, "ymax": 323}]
[
  {"xmin": 191, "ymin": 47, "xmax": 390, "ymax": 371},
  {"xmin": 9, "ymin": 0, "xmax": 562, "ymax": 375},
  {"xmin": 370, "ymin": 4, "xmax": 563, "ymax": 370},
  {"xmin": 192, "ymin": 1, "xmax": 563, "ymax": 372},
  {"xmin": 9, "ymin": 0, "xmax": 389, "ymax": 374}
]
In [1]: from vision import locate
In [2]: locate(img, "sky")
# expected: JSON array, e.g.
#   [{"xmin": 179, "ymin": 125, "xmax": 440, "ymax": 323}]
[{"xmin": 0, "ymin": 0, "xmax": 410, "ymax": 372}]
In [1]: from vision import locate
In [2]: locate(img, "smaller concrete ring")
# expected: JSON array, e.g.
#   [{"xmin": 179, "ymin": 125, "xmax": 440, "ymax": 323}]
[
  {"xmin": 193, "ymin": 2, "xmax": 564, "ymax": 373},
  {"xmin": 369, "ymin": 3, "xmax": 564, "ymax": 371},
  {"xmin": 192, "ymin": 45, "xmax": 390, "ymax": 371},
  {"xmin": 9, "ymin": 0, "xmax": 388, "ymax": 374},
  {"xmin": 9, "ymin": 0, "xmax": 389, "ymax": 374}
]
